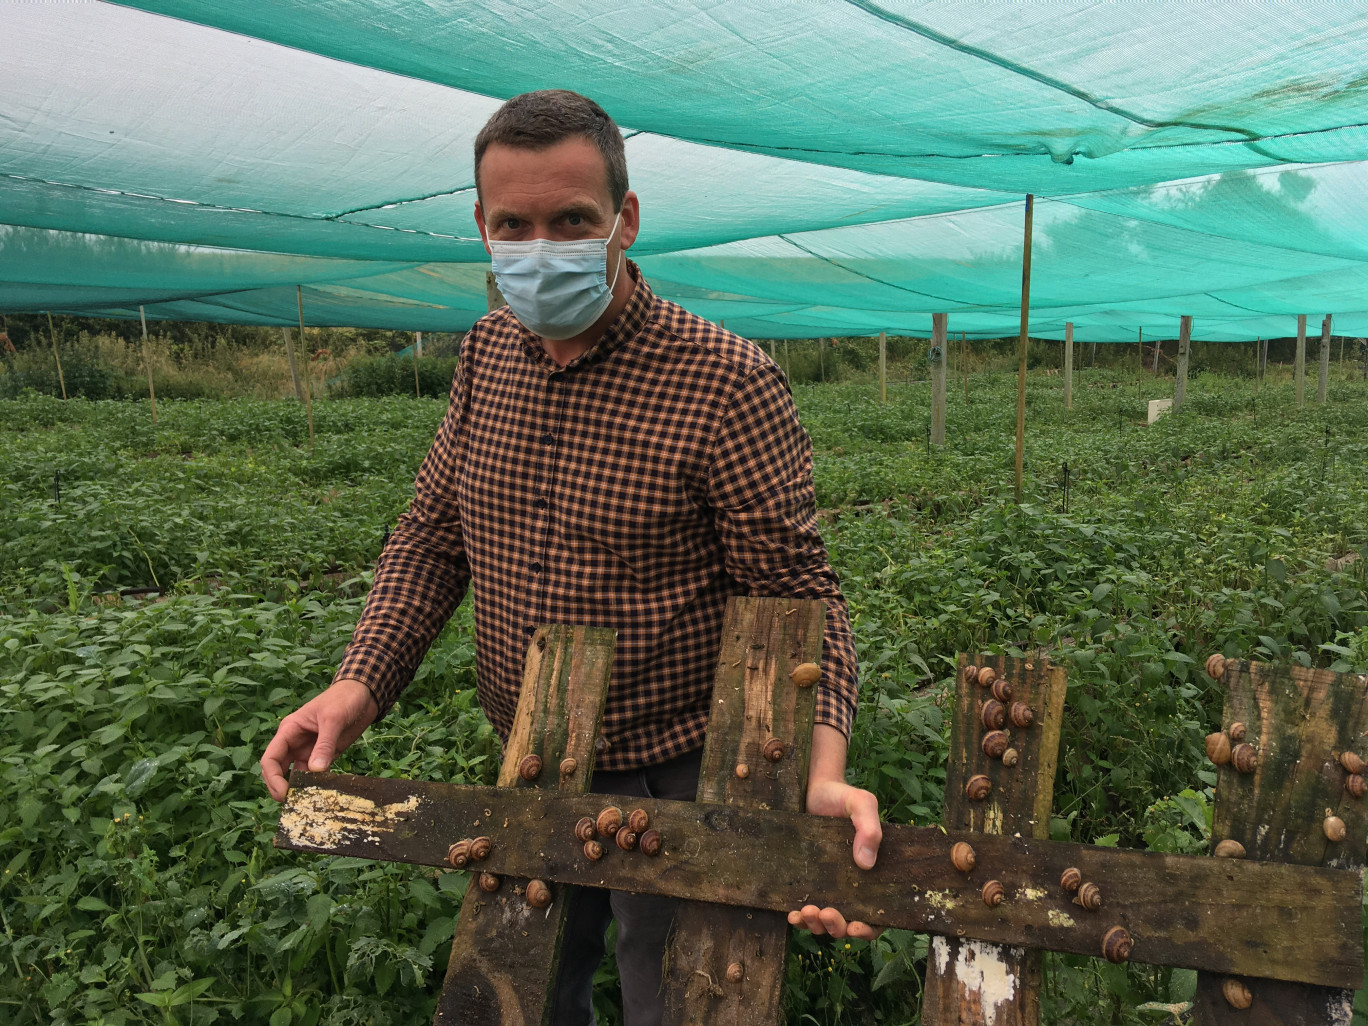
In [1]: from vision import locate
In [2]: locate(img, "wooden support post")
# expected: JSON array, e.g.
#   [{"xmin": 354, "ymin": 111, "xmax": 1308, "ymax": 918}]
[
  {"xmin": 282, "ymin": 327, "xmax": 303, "ymax": 400},
  {"xmin": 1318, "ymin": 314, "xmax": 1332, "ymax": 403},
  {"xmin": 1174, "ymin": 316, "xmax": 1192, "ymax": 411},
  {"xmin": 45, "ymin": 311, "xmax": 67, "ymax": 400},
  {"xmin": 1014, "ymin": 195, "xmax": 1033, "ymax": 504},
  {"xmin": 1151, "ymin": 334, "xmax": 1162, "ymax": 374},
  {"xmin": 1296, "ymin": 314, "xmax": 1307, "ymax": 408},
  {"xmin": 784, "ymin": 339, "xmax": 791, "ymax": 381},
  {"xmin": 138, "ymin": 306, "xmax": 158, "ymax": 424},
  {"xmin": 1063, "ymin": 322, "xmax": 1073, "ymax": 410},
  {"xmin": 878, "ymin": 330, "xmax": 887, "ymax": 404},
  {"xmin": 818, "ymin": 336, "xmax": 825, "ymax": 382},
  {"xmin": 1195, "ymin": 659, "xmax": 1368, "ymax": 1024},
  {"xmin": 295, "ymin": 286, "xmax": 316, "ymax": 449},
  {"xmin": 922, "ymin": 654, "xmax": 1067, "ymax": 1026},
  {"xmin": 435, "ymin": 624, "xmax": 616, "ymax": 1026},
  {"xmin": 1137, "ymin": 327, "xmax": 1143, "ymax": 399},
  {"xmin": 412, "ymin": 335, "xmax": 421, "ymax": 399},
  {"xmin": 485, "ymin": 270, "xmax": 506, "ymax": 312},
  {"xmin": 415, "ymin": 331, "xmax": 423, "ymax": 358},
  {"xmin": 962, "ymin": 332, "xmax": 969, "ymax": 404},
  {"xmin": 931, "ymin": 314, "xmax": 947, "ymax": 446},
  {"xmin": 661, "ymin": 597, "xmax": 825, "ymax": 1025}
]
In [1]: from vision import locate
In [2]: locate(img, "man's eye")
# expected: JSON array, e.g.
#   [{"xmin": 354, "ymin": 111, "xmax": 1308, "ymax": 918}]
[
  {"xmin": 502, "ymin": 218, "xmax": 520, "ymax": 231},
  {"xmin": 566, "ymin": 213, "xmax": 583, "ymax": 226}
]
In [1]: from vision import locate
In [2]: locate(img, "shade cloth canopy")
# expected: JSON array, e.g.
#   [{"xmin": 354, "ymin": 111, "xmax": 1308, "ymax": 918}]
[{"xmin": 5, "ymin": 1, "xmax": 1368, "ymax": 340}]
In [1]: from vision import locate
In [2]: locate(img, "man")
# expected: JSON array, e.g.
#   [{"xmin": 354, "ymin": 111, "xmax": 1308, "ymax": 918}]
[{"xmin": 260, "ymin": 89, "xmax": 881, "ymax": 1025}]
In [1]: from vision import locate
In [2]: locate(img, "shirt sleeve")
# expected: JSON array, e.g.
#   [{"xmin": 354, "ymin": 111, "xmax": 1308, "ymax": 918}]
[
  {"xmin": 704, "ymin": 360, "xmax": 859, "ymax": 738},
  {"xmin": 333, "ymin": 340, "xmax": 474, "ymax": 718}
]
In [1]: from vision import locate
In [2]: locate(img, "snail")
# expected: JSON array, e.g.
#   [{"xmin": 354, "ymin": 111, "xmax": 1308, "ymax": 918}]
[
  {"xmin": 1002, "ymin": 748, "xmax": 1020, "ymax": 768},
  {"xmin": 1232, "ymin": 743, "xmax": 1258, "ymax": 774},
  {"xmin": 977, "ymin": 666, "xmax": 997, "ymax": 687},
  {"xmin": 518, "ymin": 754, "xmax": 543, "ymax": 782},
  {"xmin": 726, "ymin": 962, "xmax": 744, "ymax": 984},
  {"xmin": 1213, "ymin": 839, "xmax": 1246, "ymax": 859},
  {"xmin": 639, "ymin": 829, "xmax": 663, "ymax": 856},
  {"xmin": 980, "ymin": 700, "xmax": 1007, "ymax": 731},
  {"xmin": 735, "ymin": 763, "xmax": 750, "ymax": 779},
  {"xmin": 966, "ymin": 775, "xmax": 992, "ymax": 801},
  {"xmin": 1205, "ymin": 653, "xmax": 1227, "ymax": 680},
  {"xmin": 1076, "ymin": 882, "xmax": 1102, "ymax": 911},
  {"xmin": 1222, "ymin": 978, "xmax": 1253, "ymax": 1010},
  {"xmin": 1204, "ymin": 731, "xmax": 1231, "ymax": 766},
  {"xmin": 763, "ymin": 738, "xmax": 786, "ymax": 763},
  {"xmin": 575, "ymin": 817, "xmax": 597, "ymax": 843},
  {"xmin": 1009, "ymin": 702, "xmax": 1034, "ymax": 729},
  {"xmin": 964, "ymin": 665, "xmax": 981, "ymax": 687},
  {"xmin": 596, "ymin": 806, "xmax": 623, "ymax": 837},
  {"xmin": 1060, "ymin": 867, "xmax": 1081, "ymax": 892},
  {"xmin": 950, "ymin": 841, "xmax": 976, "ymax": 873},
  {"xmin": 1340, "ymin": 751, "xmax": 1365, "ymax": 775},
  {"xmin": 1228, "ymin": 722, "xmax": 1247, "ymax": 743},
  {"xmin": 628, "ymin": 809, "xmax": 650, "ymax": 834},
  {"xmin": 1101, "ymin": 926, "xmax": 1132, "ymax": 963},
  {"xmin": 559, "ymin": 757, "xmax": 578, "ymax": 777},
  {"xmin": 525, "ymin": 880, "xmax": 552, "ymax": 908},
  {"xmin": 791, "ymin": 662, "xmax": 821, "ymax": 688},
  {"xmin": 981, "ymin": 730, "xmax": 1010, "ymax": 759},
  {"xmin": 469, "ymin": 836, "xmax": 492, "ymax": 861},
  {"xmin": 981, "ymin": 880, "xmax": 1004, "ymax": 908},
  {"xmin": 583, "ymin": 840, "xmax": 605, "ymax": 861},
  {"xmin": 616, "ymin": 829, "xmax": 638, "ymax": 851},
  {"xmin": 446, "ymin": 840, "xmax": 471, "ymax": 869},
  {"xmin": 477, "ymin": 872, "xmax": 500, "ymax": 893},
  {"xmin": 991, "ymin": 678, "xmax": 1014, "ymax": 703},
  {"xmin": 1324, "ymin": 813, "xmax": 1347, "ymax": 842},
  {"xmin": 1349, "ymin": 774, "xmax": 1366, "ymax": 798}
]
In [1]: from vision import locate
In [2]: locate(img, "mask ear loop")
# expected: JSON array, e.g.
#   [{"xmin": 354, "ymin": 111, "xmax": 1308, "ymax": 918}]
[{"xmin": 605, "ymin": 212, "xmax": 624, "ymax": 293}]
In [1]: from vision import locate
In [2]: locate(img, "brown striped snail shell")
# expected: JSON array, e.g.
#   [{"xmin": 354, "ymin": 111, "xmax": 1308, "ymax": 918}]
[
  {"xmin": 616, "ymin": 829, "xmax": 638, "ymax": 852},
  {"xmin": 639, "ymin": 829, "xmax": 662, "ymax": 856},
  {"xmin": 1001, "ymin": 748, "xmax": 1019, "ymax": 767},
  {"xmin": 966, "ymin": 775, "xmax": 992, "ymax": 801},
  {"xmin": 950, "ymin": 841, "xmax": 976, "ymax": 873},
  {"xmin": 1213, "ymin": 839, "xmax": 1246, "ymax": 859},
  {"xmin": 1060, "ymin": 867, "xmax": 1082, "ymax": 892},
  {"xmin": 1205, "ymin": 731, "xmax": 1231, "ymax": 766},
  {"xmin": 477, "ymin": 872, "xmax": 500, "ymax": 893},
  {"xmin": 762, "ymin": 737, "xmax": 786, "ymax": 763},
  {"xmin": 1009, "ymin": 702, "xmax": 1034, "ymax": 728},
  {"xmin": 1340, "ymin": 751, "xmax": 1365, "ymax": 775},
  {"xmin": 1222, "ymin": 978, "xmax": 1253, "ymax": 1010},
  {"xmin": 977, "ymin": 666, "xmax": 997, "ymax": 687},
  {"xmin": 525, "ymin": 879, "xmax": 552, "ymax": 908},
  {"xmin": 791, "ymin": 662, "xmax": 821, "ymax": 687},
  {"xmin": 596, "ymin": 806, "xmax": 622, "ymax": 837},
  {"xmin": 1205, "ymin": 653, "xmax": 1227, "ymax": 680},
  {"xmin": 726, "ymin": 962, "xmax": 744, "ymax": 983},
  {"xmin": 1349, "ymin": 774, "xmax": 1366, "ymax": 798},
  {"xmin": 1102, "ymin": 926, "xmax": 1132, "ymax": 963},
  {"xmin": 559, "ymin": 757, "xmax": 578, "ymax": 777},
  {"xmin": 990, "ymin": 678, "xmax": 1014, "ymax": 703},
  {"xmin": 1076, "ymin": 882, "xmax": 1102, "ymax": 911},
  {"xmin": 469, "ymin": 836, "xmax": 492, "ymax": 861},
  {"xmin": 583, "ymin": 839, "xmax": 605, "ymax": 861},
  {"xmin": 574, "ymin": 817, "xmax": 597, "ymax": 843},
  {"xmin": 980, "ymin": 700, "xmax": 1006, "ymax": 731},
  {"xmin": 964, "ymin": 665, "xmax": 981, "ymax": 686},
  {"xmin": 1232, "ymin": 743, "xmax": 1258, "ymax": 774},
  {"xmin": 1228, "ymin": 721, "xmax": 1247, "ymax": 742},
  {"xmin": 518, "ymin": 754, "xmax": 543, "ymax": 781},
  {"xmin": 981, "ymin": 880, "xmax": 1004, "ymax": 907},
  {"xmin": 981, "ymin": 730, "xmax": 1010, "ymax": 759},
  {"xmin": 628, "ymin": 809, "xmax": 650, "ymax": 834},
  {"xmin": 446, "ymin": 840, "xmax": 471, "ymax": 869}
]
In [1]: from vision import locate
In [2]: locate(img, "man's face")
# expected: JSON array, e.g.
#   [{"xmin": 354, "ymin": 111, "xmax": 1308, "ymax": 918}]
[{"xmin": 475, "ymin": 136, "xmax": 638, "ymax": 255}]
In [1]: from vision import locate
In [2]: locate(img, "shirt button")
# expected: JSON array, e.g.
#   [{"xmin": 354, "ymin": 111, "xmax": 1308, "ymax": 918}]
[
  {"xmin": 530, "ymin": 561, "xmax": 542, "ymax": 574},
  {"xmin": 540, "ymin": 432, "xmax": 554, "ymax": 445},
  {"xmin": 533, "ymin": 497, "xmax": 548, "ymax": 510}
]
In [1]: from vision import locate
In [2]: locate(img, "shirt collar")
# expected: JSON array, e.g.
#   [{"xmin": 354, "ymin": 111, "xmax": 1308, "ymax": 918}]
[{"xmin": 515, "ymin": 259, "xmax": 656, "ymax": 372}]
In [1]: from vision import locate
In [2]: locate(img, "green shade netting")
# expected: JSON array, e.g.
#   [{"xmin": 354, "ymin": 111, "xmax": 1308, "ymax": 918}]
[{"xmin": 4, "ymin": 2, "xmax": 1368, "ymax": 341}]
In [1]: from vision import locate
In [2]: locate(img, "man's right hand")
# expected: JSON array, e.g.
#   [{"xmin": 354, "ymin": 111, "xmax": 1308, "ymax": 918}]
[{"xmin": 260, "ymin": 678, "xmax": 380, "ymax": 802}]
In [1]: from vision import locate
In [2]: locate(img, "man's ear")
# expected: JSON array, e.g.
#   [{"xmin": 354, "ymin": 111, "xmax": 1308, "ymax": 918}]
[
  {"xmin": 618, "ymin": 191, "xmax": 640, "ymax": 252},
  {"xmin": 474, "ymin": 202, "xmax": 491, "ymax": 256}
]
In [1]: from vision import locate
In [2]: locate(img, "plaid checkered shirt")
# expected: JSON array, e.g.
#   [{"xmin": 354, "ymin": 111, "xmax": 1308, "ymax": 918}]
[{"xmin": 335, "ymin": 262, "xmax": 859, "ymax": 771}]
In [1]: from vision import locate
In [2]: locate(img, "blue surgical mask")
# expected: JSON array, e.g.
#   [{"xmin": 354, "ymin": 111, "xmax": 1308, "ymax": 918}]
[{"xmin": 488, "ymin": 214, "xmax": 624, "ymax": 340}]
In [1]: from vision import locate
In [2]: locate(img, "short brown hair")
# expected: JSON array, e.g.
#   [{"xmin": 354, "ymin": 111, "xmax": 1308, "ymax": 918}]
[{"xmin": 474, "ymin": 90, "xmax": 629, "ymax": 211}]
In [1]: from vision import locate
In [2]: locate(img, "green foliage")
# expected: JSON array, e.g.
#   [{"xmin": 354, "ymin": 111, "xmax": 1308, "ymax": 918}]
[{"xmin": 332, "ymin": 356, "xmax": 458, "ymax": 399}]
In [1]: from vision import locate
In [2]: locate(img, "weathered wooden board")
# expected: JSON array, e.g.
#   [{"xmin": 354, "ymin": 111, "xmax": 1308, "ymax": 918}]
[
  {"xmin": 434, "ymin": 624, "xmax": 615, "ymax": 1026},
  {"xmin": 276, "ymin": 771, "xmax": 1362, "ymax": 989},
  {"xmin": 662, "ymin": 597, "xmax": 824, "ymax": 1025},
  {"xmin": 1196, "ymin": 659, "xmax": 1368, "ymax": 1025},
  {"xmin": 924, "ymin": 653, "xmax": 1067, "ymax": 1026}
]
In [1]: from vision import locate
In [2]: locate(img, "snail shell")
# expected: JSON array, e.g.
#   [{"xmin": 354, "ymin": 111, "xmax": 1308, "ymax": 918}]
[
  {"xmin": 446, "ymin": 840, "xmax": 471, "ymax": 869},
  {"xmin": 1101, "ymin": 926, "xmax": 1133, "ymax": 963},
  {"xmin": 735, "ymin": 763, "xmax": 750, "ymax": 779},
  {"xmin": 964, "ymin": 665, "xmax": 981, "ymax": 686},
  {"xmin": 628, "ymin": 809, "xmax": 650, "ymax": 834},
  {"xmin": 1205, "ymin": 653, "xmax": 1227, "ymax": 680},
  {"xmin": 981, "ymin": 730, "xmax": 1010, "ymax": 759},
  {"xmin": 991, "ymin": 678, "xmax": 1014, "ymax": 703},
  {"xmin": 1076, "ymin": 882, "xmax": 1102, "ymax": 911},
  {"xmin": 1222, "ymin": 978, "xmax": 1253, "ymax": 1010},
  {"xmin": 596, "ymin": 806, "xmax": 623, "ymax": 837},
  {"xmin": 525, "ymin": 879, "xmax": 552, "ymax": 908},
  {"xmin": 1324, "ymin": 814, "xmax": 1347, "ymax": 842},
  {"xmin": 1009, "ymin": 702, "xmax": 1034, "ymax": 729},
  {"xmin": 791, "ymin": 662, "xmax": 821, "ymax": 688},
  {"xmin": 477, "ymin": 872, "xmax": 500, "ymax": 893},
  {"xmin": 965, "ymin": 775, "xmax": 992, "ymax": 801},
  {"xmin": 469, "ymin": 836, "xmax": 492, "ymax": 861},
  {"xmin": 575, "ymin": 817, "xmax": 597, "ymax": 843},
  {"xmin": 977, "ymin": 666, "xmax": 997, "ymax": 687},
  {"xmin": 762, "ymin": 737, "xmax": 786, "ymax": 763},
  {"xmin": 1340, "ymin": 751, "xmax": 1366, "ymax": 775},
  {"xmin": 1060, "ymin": 867, "xmax": 1081, "ymax": 892},
  {"xmin": 583, "ymin": 839, "xmax": 605, "ymax": 861},
  {"xmin": 1204, "ymin": 731, "xmax": 1231, "ymax": 766},
  {"xmin": 981, "ymin": 880, "xmax": 1005, "ymax": 908},
  {"xmin": 559, "ymin": 757, "xmax": 578, "ymax": 777},
  {"xmin": 1228, "ymin": 721, "xmax": 1247, "ymax": 743},
  {"xmin": 1213, "ymin": 839, "xmax": 1246, "ymax": 859},
  {"xmin": 1349, "ymin": 774, "xmax": 1366, "ymax": 798},
  {"xmin": 726, "ymin": 962, "xmax": 744, "ymax": 984},
  {"xmin": 950, "ymin": 841, "xmax": 976, "ymax": 873},
  {"xmin": 1232, "ymin": 743, "xmax": 1258, "ymax": 774},
  {"xmin": 980, "ymin": 700, "xmax": 1007, "ymax": 731},
  {"xmin": 1001, "ymin": 748, "xmax": 1020, "ymax": 767},
  {"xmin": 616, "ymin": 829, "xmax": 638, "ymax": 851},
  {"xmin": 639, "ymin": 829, "xmax": 662, "ymax": 856},
  {"xmin": 518, "ymin": 754, "xmax": 543, "ymax": 781}
]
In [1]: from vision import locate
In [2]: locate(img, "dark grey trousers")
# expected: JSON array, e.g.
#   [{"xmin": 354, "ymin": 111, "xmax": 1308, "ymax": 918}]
[{"xmin": 548, "ymin": 747, "xmax": 703, "ymax": 1026}]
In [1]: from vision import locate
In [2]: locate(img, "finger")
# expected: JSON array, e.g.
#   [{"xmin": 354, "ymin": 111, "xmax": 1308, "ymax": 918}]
[
  {"xmin": 848, "ymin": 790, "xmax": 883, "ymax": 869},
  {"xmin": 844, "ymin": 921, "xmax": 885, "ymax": 941},
  {"xmin": 817, "ymin": 907, "xmax": 849, "ymax": 938},
  {"xmin": 260, "ymin": 726, "xmax": 307, "ymax": 802},
  {"xmin": 306, "ymin": 714, "xmax": 342, "ymax": 773},
  {"xmin": 792, "ymin": 904, "xmax": 828, "ymax": 935}
]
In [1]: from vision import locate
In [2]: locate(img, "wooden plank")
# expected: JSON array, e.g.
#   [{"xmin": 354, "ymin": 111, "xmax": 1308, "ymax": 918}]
[
  {"xmin": 276, "ymin": 773, "xmax": 1362, "ymax": 989},
  {"xmin": 879, "ymin": 330, "xmax": 887, "ymax": 404},
  {"xmin": 434, "ymin": 624, "xmax": 615, "ymax": 1026},
  {"xmin": 1195, "ymin": 659, "xmax": 1368, "ymax": 1025},
  {"xmin": 1063, "ymin": 322, "xmax": 1073, "ymax": 410},
  {"xmin": 1296, "ymin": 314, "xmax": 1307, "ymax": 408},
  {"xmin": 1014, "ymin": 195, "xmax": 1033, "ymax": 504},
  {"xmin": 661, "ymin": 596, "xmax": 825, "ymax": 1026},
  {"xmin": 923, "ymin": 653, "xmax": 1067, "ymax": 1026},
  {"xmin": 931, "ymin": 314, "xmax": 947, "ymax": 446},
  {"xmin": 1175, "ymin": 316, "xmax": 1192, "ymax": 411},
  {"xmin": 1318, "ymin": 314, "xmax": 1332, "ymax": 404}
]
